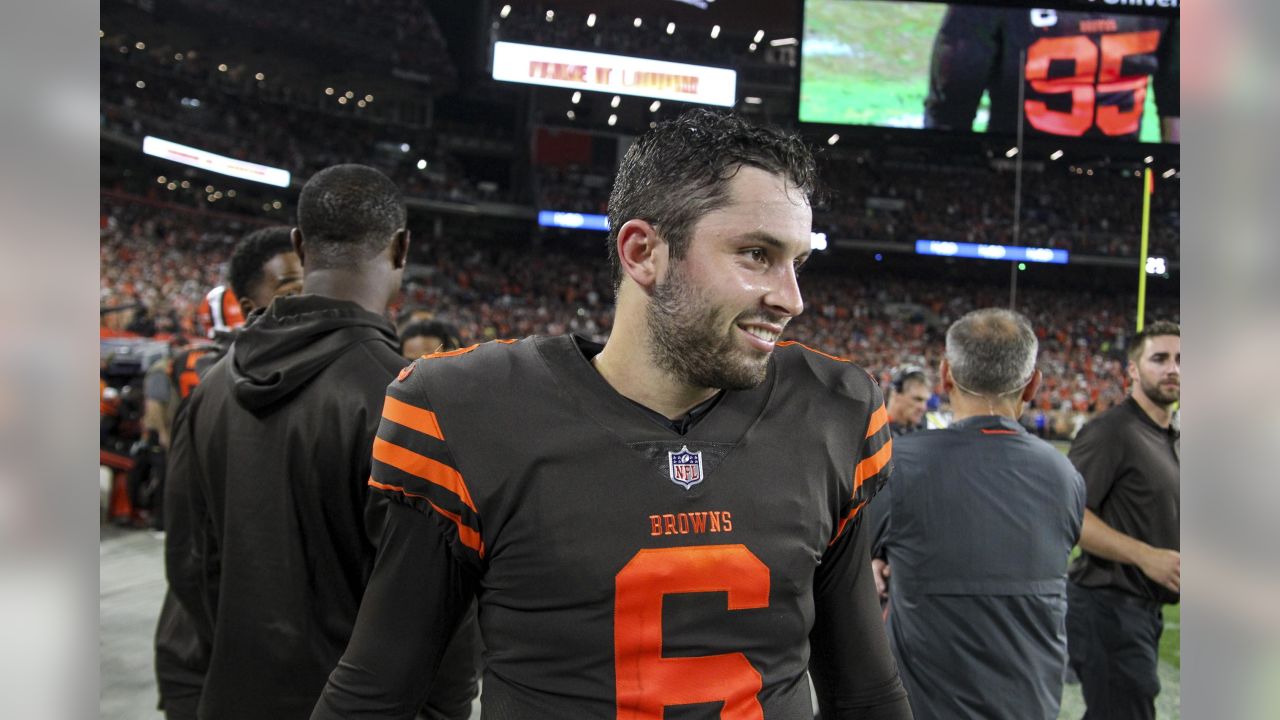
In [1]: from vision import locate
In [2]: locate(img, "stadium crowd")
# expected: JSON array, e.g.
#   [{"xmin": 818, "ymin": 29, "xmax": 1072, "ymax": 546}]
[{"xmin": 101, "ymin": 195, "xmax": 1176, "ymax": 443}]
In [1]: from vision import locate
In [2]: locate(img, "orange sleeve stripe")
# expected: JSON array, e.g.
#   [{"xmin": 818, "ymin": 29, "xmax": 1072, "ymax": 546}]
[
  {"xmin": 865, "ymin": 404, "xmax": 888, "ymax": 439},
  {"xmin": 829, "ymin": 501, "xmax": 867, "ymax": 546},
  {"xmin": 423, "ymin": 338, "xmax": 518, "ymax": 361},
  {"xmin": 372, "ymin": 437, "xmax": 477, "ymax": 513},
  {"xmin": 854, "ymin": 438, "xmax": 893, "ymax": 492},
  {"xmin": 368, "ymin": 478, "xmax": 484, "ymax": 557},
  {"xmin": 775, "ymin": 340, "xmax": 851, "ymax": 364},
  {"xmin": 382, "ymin": 395, "xmax": 444, "ymax": 441}
]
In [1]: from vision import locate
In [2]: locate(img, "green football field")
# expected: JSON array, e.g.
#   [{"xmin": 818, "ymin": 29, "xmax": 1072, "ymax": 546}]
[{"xmin": 799, "ymin": 0, "xmax": 1162, "ymax": 141}]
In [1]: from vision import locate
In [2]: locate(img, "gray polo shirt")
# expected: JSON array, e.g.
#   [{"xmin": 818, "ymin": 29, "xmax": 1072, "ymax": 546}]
[{"xmin": 867, "ymin": 415, "xmax": 1085, "ymax": 720}]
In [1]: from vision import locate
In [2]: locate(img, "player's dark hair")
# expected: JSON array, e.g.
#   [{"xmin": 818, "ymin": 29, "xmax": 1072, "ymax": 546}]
[
  {"xmin": 945, "ymin": 308, "xmax": 1038, "ymax": 398},
  {"xmin": 227, "ymin": 226, "xmax": 294, "ymax": 300},
  {"xmin": 606, "ymin": 109, "xmax": 818, "ymax": 293},
  {"xmin": 296, "ymin": 164, "xmax": 406, "ymax": 270},
  {"xmin": 401, "ymin": 319, "xmax": 462, "ymax": 352},
  {"xmin": 1128, "ymin": 320, "xmax": 1180, "ymax": 363}
]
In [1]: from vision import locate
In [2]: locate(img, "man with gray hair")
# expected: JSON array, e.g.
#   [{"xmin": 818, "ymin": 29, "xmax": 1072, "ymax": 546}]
[{"xmin": 867, "ymin": 308, "xmax": 1085, "ymax": 719}]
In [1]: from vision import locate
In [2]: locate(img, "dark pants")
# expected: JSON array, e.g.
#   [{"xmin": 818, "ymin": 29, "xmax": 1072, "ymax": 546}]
[{"xmin": 1066, "ymin": 583, "xmax": 1164, "ymax": 720}]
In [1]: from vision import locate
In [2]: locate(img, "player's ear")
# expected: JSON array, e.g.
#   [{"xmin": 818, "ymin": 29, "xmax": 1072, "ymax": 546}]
[
  {"xmin": 290, "ymin": 227, "xmax": 307, "ymax": 268},
  {"xmin": 939, "ymin": 359, "xmax": 956, "ymax": 395},
  {"xmin": 1021, "ymin": 369, "xmax": 1042, "ymax": 403},
  {"xmin": 615, "ymin": 219, "xmax": 665, "ymax": 291},
  {"xmin": 391, "ymin": 228, "xmax": 410, "ymax": 270}
]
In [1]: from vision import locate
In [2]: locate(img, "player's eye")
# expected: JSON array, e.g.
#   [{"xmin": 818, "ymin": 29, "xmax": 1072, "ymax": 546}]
[{"xmin": 744, "ymin": 248, "xmax": 768, "ymax": 264}]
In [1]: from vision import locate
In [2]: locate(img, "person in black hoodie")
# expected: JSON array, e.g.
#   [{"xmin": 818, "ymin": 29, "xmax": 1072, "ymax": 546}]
[
  {"xmin": 154, "ymin": 226, "xmax": 301, "ymax": 720},
  {"xmin": 163, "ymin": 164, "xmax": 478, "ymax": 720}
]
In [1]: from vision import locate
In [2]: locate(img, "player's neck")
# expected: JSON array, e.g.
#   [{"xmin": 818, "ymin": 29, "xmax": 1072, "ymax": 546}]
[
  {"xmin": 593, "ymin": 337, "xmax": 717, "ymax": 421},
  {"xmin": 302, "ymin": 269, "xmax": 391, "ymax": 316},
  {"xmin": 949, "ymin": 394, "xmax": 1020, "ymax": 423},
  {"xmin": 1131, "ymin": 389, "xmax": 1173, "ymax": 429}
]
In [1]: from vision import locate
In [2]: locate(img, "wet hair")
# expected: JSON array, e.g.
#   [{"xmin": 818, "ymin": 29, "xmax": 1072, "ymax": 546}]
[
  {"xmin": 1128, "ymin": 320, "xmax": 1180, "ymax": 364},
  {"xmin": 296, "ymin": 164, "xmax": 406, "ymax": 269},
  {"xmin": 400, "ymin": 319, "xmax": 462, "ymax": 352},
  {"xmin": 606, "ymin": 108, "xmax": 817, "ymax": 292},
  {"xmin": 227, "ymin": 226, "xmax": 294, "ymax": 299},
  {"xmin": 945, "ymin": 308, "xmax": 1039, "ymax": 397}
]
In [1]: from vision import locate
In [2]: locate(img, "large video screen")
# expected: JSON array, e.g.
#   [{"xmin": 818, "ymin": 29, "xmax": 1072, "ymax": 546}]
[{"xmin": 799, "ymin": 1, "xmax": 1179, "ymax": 143}]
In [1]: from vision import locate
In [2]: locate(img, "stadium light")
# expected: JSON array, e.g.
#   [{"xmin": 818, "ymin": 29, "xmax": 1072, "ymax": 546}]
[
  {"xmin": 649, "ymin": 100, "xmax": 660, "ymax": 112},
  {"xmin": 417, "ymin": 159, "xmax": 427, "ymax": 170},
  {"xmin": 611, "ymin": 95, "xmax": 621, "ymax": 108},
  {"xmin": 634, "ymin": 17, "xmax": 643, "ymax": 28},
  {"xmin": 345, "ymin": 91, "xmax": 354, "ymax": 98},
  {"xmin": 749, "ymin": 43, "xmax": 758, "ymax": 52},
  {"xmin": 1145, "ymin": 257, "xmax": 1167, "ymax": 275},
  {"xmin": 365, "ymin": 94, "xmax": 373, "ymax": 102},
  {"xmin": 1144, "ymin": 155, "xmax": 1154, "ymax": 164},
  {"xmin": 545, "ymin": 10, "xmax": 554, "ymax": 22},
  {"xmin": 338, "ymin": 96, "xmax": 348, "ymax": 105},
  {"xmin": 217, "ymin": 63, "xmax": 228, "ymax": 72},
  {"xmin": 400, "ymin": 143, "xmax": 410, "ymax": 152},
  {"xmin": 1086, "ymin": 169, "xmax": 1094, "ymax": 175},
  {"xmin": 769, "ymin": 38, "xmax": 798, "ymax": 47},
  {"xmin": 811, "ymin": 232, "xmax": 828, "ymax": 251},
  {"xmin": 571, "ymin": 91, "xmax": 581, "ymax": 104},
  {"xmin": 587, "ymin": 13, "xmax": 596, "ymax": 28},
  {"xmin": 144, "ymin": 136, "xmax": 291, "ymax": 187},
  {"xmin": 567, "ymin": 110, "xmax": 576, "ymax": 120},
  {"xmin": 608, "ymin": 114, "xmax": 618, "ymax": 126},
  {"xmin": 744, "ymin": 96, "xmax": 762, "ymax": 104},
  {"xmin": 357, "ymin": 100, "xmax": 366, "ymax": 108},
  {"xmin": 136, "ymin": 80, "xmax": 146, "ymax": 89},
  {"xmin": 1005, "ymin": 147, "xmax": 1018, "ymax": 158},
  {"xmin": 135, "ymin": 41, "xmax": 146, "ymax": 50},
  {"xmin": 500, "ymin": 5, "xmax": 511, "ymax": 19},
  {"xmin": 156, "ymin": 176, "xmax": 166, "ymax": 184},
  {"xmin": 827, "ymin": 134, "xmax": 839, "ymax": 145},
  {"xmin": 710, "ymin": 25, "xmax": 720, "ymax": 39},
  {"xmin": 324, "ymin": 87, "xmax": 334, "ymax": 95},
  {"xmin": 1162, "ymin": 168, "xmax": 1177, "ymax": 178},
  {"xmin": 753, "ymin": 29, "xmax": 765, "ymax": 43},
  {"xmin": 667, "ymin": 22, "xmax": 676, "ymax": 35},
  {"xmin": 1050, "ymin": 149, "xmax": 1063, "ymax": 160},
  {"xmin": 255, "ymin": 72, "xmax": 265, "ymax": 81}
]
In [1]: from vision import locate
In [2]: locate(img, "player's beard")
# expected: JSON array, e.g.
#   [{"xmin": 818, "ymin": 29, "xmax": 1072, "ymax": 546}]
[
  {"xmin": 646, "ymin": 263, "xmax": 777, "ymax": 391},
  {"xmin": 1140, "ymin": 373, "xmax": 1180, "ymax": 406}
]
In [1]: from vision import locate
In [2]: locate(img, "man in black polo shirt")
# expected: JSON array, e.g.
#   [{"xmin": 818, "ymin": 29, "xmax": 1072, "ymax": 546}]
[
  {"xmin": 868, "ymin": 308, "xmax": 1085, "ymax": 719},
  {"xmin": 1066, "ymin": 320, "xmax": 1180, "ymax": 720}
]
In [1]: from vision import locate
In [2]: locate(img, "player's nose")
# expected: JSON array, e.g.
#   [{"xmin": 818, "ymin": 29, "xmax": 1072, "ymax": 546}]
[{"xmin": 765, "ymin": 264, "xmax": 804, "ymax": 318}]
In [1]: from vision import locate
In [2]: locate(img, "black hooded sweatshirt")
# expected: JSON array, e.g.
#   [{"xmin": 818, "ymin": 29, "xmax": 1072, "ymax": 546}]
[{"xmin": 164, "ymin": 295, "xmax": 413, "ymax": 719}]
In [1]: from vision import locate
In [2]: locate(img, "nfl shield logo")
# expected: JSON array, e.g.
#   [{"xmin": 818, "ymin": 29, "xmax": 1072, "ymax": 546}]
[{"xmin": 668, "ymin": 446, "xmax": 704, "ymax": 490}]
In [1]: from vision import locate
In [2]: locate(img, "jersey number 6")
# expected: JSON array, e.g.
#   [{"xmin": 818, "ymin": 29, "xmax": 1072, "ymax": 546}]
[
  {"xmin": 614, "ymin": 544, "xmax": 770, "ymax": 720},
  {"xmin": 1024, "ymin": 31, "xmax": 1161, "ymax": 137}
]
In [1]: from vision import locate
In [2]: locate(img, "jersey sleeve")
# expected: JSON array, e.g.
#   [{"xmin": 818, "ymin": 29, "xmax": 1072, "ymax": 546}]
[
  {"xmin": 367, "ymin": 359, "xmax": 484, "ymax": 572},
  {"xmin": 1067, "ymin": 416, "xmax": 1122, "ymax": 513},
  {"xmin": 1153, "ymin": 18, "xmax": 1180, "ymax": 119},
  {"xmin": 809, "ymin": 508, "xmax": 912, "ymax": 719},
  {"xmin": 923, "ymin": 6, "xmax": 1001, "ymax": 131},
  {"xmin": 312, "ymin": 501, "xmax": 479, "ymax": 720},
  {"xmin": 831, "ymin": 381, "xmax": 894, "ymax": 545}
]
